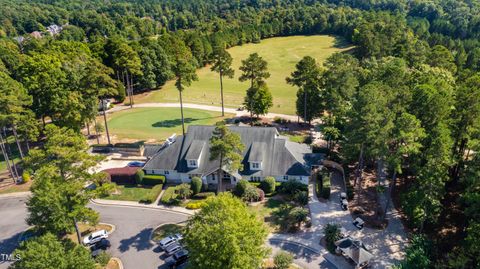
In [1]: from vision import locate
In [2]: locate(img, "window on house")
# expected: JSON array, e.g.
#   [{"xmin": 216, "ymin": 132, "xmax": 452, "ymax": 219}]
[
  {"xmin": 252, "ymin": 162, "xmax": 259, "ymax": 169},
  {"xmin": 164, "ymin": 170, "xmax": 169, "ymax": 175},
  {"xmin": 188, "ymin": 159, "xmax": 197, "ymax": 167},
  {"xmin": 283, "ymin": 176, "xmax": 288, "ymax": 180}
]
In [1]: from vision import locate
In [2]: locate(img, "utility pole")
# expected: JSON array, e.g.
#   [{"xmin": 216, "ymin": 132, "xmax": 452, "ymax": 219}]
[{"xmin": 102, "ymin": 99, "xmax": 111, "ymax": 145}]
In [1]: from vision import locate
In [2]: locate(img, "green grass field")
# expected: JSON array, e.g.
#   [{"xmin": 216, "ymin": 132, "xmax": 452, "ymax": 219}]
[
  {"xmin": 107, "ymin": 107, "xmax": 233, "ymax": 141},
  {"xmin": 137, "ymin": 35, "xmax": 352, "ymax": 115}
]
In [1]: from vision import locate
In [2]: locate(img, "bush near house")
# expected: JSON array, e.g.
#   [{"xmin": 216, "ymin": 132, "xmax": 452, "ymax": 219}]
[
  {"xmin": 260, "ymin": 177, "xmax": 276, "ymax": 194},
  {"xmin": 235, "ymin": 179, "xmax": 249, "ymax": 197},
  {"xmin": 135, "ymin": 169, "xmax": 144, "ymax": 184},
  {"xmin": 321, "ymin": 174, "xmax": 331, "ymax": 199},
  {"xmin": 190, "ymin": 177, "xmax": 202, "ymax": 195},
  {"xmin": 193, "ymin": 192, "xmax": 215, "ymax": 199},
  {"xmin": 22, "ymin": 171, "xmax": 31, "ymax": 183},
  {"xmin": 161, "ymin": 186, "xmax": 180, "ymax": 205},
  {"xmin": 186, "ymin": 201, "xmax": 205, "ymax": 209},
  {"xmin": 142, "ymin": 174, "xmax": 166, "ymax": 185},
  {"xmin": 278, "ymin": 180, "xmax": 307, "ymax": 195}
]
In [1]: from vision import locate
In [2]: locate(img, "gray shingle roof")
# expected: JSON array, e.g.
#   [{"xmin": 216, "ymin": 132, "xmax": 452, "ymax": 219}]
[{"xmin": 144, "ymin": 125, "xmax": 316, "ymax": 177}]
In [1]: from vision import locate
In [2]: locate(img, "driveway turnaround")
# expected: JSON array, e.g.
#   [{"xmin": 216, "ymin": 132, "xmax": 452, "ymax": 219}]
[
  {"xmin": 0, "ymin": 195, "xmax": 189, "ymax": 269},
  {"xmin": 269, "ymin": 239, "xmax": 335, "ymax": 269},
  {"xmin": 88, "ymin": 203, "xmax": 189, "ymax": 269}
]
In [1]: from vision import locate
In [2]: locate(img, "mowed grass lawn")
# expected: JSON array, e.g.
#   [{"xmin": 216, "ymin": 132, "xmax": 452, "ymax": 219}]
[
  {"xmin": 107, "ymin": 107, "xmax": 233, "ymax": 141},
  {"xmin": 137, "ymin": 35, "xmax": 352, "ymax": 115}
]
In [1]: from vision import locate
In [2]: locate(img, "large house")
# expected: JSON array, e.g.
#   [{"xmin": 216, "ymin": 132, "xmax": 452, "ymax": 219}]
[{"xmin": 143, "ymin": 125, "xmax": 322, "ymax": 190}]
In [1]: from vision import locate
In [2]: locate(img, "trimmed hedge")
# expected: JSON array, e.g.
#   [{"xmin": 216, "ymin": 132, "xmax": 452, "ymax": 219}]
[
  {"xmin": 186, "ymin": 201, "xmax": 205, "ymax": 209},
  {"xmin": 321, "ymin": 174, "xmax": 331, "ymax": 199},
  {"xmin": 142, "ymin": 174, "xmax": 166, "ymax": 185},
  {"xmin": 190, "ymin": 177, "xmax": 202, "ymax": 195},
  {"xmin": 135, "ymin": 170, "xmax": 144, "ymax": 185},
  {"xmin": 260, "ymin": 177, "xmax": 276, "ymax": 194},
  {"xmin": 193, "ymin": 192, "xmax": 215, "ymax": 199},
  {"xmin": 160, "ymin": 186, "xmax": 180, "ymax": 205}
]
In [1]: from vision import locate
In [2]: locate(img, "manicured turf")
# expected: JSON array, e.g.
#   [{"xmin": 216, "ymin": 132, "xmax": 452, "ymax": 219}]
[
  {"xmin": 107, "ymin": 107, "xmax": 233, "ymax": 141},
  {"xmin": 137, "ymin": 35, "xmax": 352, "ymax": 115},
  {"xmin": 104, "ymin": 184, "xmax": 163, "ymax": 204}
]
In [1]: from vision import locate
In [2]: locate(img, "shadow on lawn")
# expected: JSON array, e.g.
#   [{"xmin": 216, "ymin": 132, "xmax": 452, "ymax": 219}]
[{"xmin": 151, "ymin": 118, "xmax": 197, "ymax": 128}]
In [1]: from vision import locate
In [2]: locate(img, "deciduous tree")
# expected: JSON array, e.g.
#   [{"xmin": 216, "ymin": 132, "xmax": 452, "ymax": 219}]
[{"xmin": 183, "ymin": 193, "xmax": 268, "ymax": 269}]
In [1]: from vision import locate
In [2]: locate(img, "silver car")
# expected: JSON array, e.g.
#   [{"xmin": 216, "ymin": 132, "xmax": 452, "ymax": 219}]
[{"xmin": 165, "ymin": 243, "xmax": 183, "ymax": 256}]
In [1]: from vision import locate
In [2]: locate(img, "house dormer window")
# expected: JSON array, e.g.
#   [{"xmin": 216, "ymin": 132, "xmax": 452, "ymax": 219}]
[
  {"xmin": 250, "ymin": 161, "xmax": 262, "ymax": 170},
  {"xmin": 188, "ymin": 159, "xmax": 197, "ymax": 168}
]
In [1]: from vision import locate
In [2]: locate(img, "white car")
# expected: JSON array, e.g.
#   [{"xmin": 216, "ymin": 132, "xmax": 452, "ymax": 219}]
[
  {"xmin": 159, "ymin": 234, "xmax": 183, "ymax": 250},
  {"xmin": 83, "ymin": 230, "xmax": 108, "ymax": 245}
]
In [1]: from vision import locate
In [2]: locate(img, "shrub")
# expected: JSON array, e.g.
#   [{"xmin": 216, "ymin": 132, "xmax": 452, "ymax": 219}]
[
  {"xmin": 260, "ymin": 177, "xmax": 276, "ymax": 194},
  {"xmin": 323, "ymin": 223, "xmax": 341, "ymax": 253},
  {"xmin": 235, "ymin": 179, "xmax": 249, "ymax": 197},
  {"xmin": 294, "ymin": 191, "xmax": 309, "ymax": 205},
  {"xmin": 242, "ymin": 184, "xmax": 260, "ymax": 202},
  {"xmin": 96, "ymin": 182, "xmax": 116, "ymax": 198},
  {"xmin": 176, "ymin": 183, "xmax": 192, "ymax": 200},
  {"xmin": 135, "ymin": 170, "xmax": 144, "ymax": 185},
  {"xmin": 95, "ymin": 251, "xmax": 111, "ymax": 266},
  {"xmin": 274, "ymin": 251, "xmax": 293, "ymax": 269},
  {"xmin": 289, "ymin": 207, "xmax": 308, "ymax": 227},
  {"xmin": 279, "ymin": 180, "xmax": 307, "ymax": 195},
  {"xmin": 322, "ymin": 174, "xmax": 331, "ymax": 199},
  {"xmin": 257, "ymin": 188, "xmax": 265, "ymax": 201},
  {"xmin": 142, "ymin": 174, "xmax": 165, "ymax": 185},
  {"xmin": 161, "ymin": 186, "xmax": 180, "ymax": 205},
  {"xmin": 193, "ymin": 192, "xmax": 215, "ymax": 199},
  {"xmin": 186, "ymin": 201, "xmax": 205, "ymax": 209},
  {"xmin": 190, "ymin": 177, "xmax": 202, "ymax": 195},
  {"xmin": 22, "ymin": 171, "xmax": 31, "ymax": 183}
]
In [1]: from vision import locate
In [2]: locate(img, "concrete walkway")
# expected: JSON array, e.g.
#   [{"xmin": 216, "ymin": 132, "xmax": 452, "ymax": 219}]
[{"xmin": 108, "ymin": 102, "xmax": 301, "ymax": 122}]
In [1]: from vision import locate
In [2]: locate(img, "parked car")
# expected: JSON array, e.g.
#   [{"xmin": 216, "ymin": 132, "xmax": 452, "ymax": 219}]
[
  {"xmin": 165, "ymin": 249, "xmax": 189, "ymax": 268},
  {"xmin": 159, "ymin": 235, "xmax": 181, "ymax": 250},
  {"xmin": 127, "ymin": 161, "xmax": 145, "ymax": 167},
  {"xmin": 165, "ymin": 243, "xmax": 183, "ymax": 256},
  {"xmin": 83, "ymin": 230, "xmax": 108, "ymax": 245},
  {"xmin": 90, "ymin": 238, "xmax": 111, "ymax": 251}
]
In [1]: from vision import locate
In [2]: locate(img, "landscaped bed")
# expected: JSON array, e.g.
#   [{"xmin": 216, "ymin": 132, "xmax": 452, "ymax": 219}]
[
  {"xmin": 0, "ymin": 180, "xmax": 32, "ymax": 195},
  {"xmin": 66, "ymin": 223, "xmax": 114, "ymax": 244},
  {"xmin": 151, "ymin": 223, "xmax": 185, "ymax": 242},
  {"xmin": 104, "ymin": 184, "xmax": 163, "ymax": 204}
]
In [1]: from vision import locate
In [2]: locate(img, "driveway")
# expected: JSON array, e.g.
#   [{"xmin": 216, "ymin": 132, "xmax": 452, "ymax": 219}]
[
  {"xmin": 309, "ymin": 170, "xmax": 408, "ymax": 268},
  {"xmin": 268, "ymin": 239, "xmax": 335, "ymax": 269},
  {"xmin": 0, "ymin": 195, "xmax": 189, "ymax": 269}
]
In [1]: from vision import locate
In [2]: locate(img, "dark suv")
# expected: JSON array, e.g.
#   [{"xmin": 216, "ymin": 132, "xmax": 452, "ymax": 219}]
[{"xmin": 165, "ymin": 249, "xmax": 188, "ymax": 268}]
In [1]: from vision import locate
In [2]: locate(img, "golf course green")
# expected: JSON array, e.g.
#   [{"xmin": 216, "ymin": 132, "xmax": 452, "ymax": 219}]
[
  {"xmin": 137, "ymin": 35, "xmax": 352, "ymax": 115},
  {"xmin": 107, "ymin": 107, "xmax": 233, "ymax": 142}
]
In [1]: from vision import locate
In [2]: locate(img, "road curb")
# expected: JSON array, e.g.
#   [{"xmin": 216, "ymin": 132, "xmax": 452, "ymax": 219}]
[
  {"xmin": 268, "ymin": 237, "xmax": 322, "ymax": 255},
  {"xmin": 100, "ymin": 222, "xmax": 116, "ymax": 235},
  {"xmin": 149, "ymin": 222, "xmax": 187, "ymax": 244},
  {"xmin": 0, "ymin": 191, "xmax": 31, "ymax": 198},
  {"xmin": 111, "ymin": 257, "xmax": 124, "ymax": 269},
  {"xmin": 90, "ymin": 199, "xmax": 194, "ymax": 216}
]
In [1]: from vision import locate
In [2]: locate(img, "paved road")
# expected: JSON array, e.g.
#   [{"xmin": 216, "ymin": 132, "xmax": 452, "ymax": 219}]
[
  {"xmin": 269, "ymin": 239, "xmax": 335, "ymax": 269},
  {"xmin": 0, "ymin": 196, "xmax": 29, "ymax": 269},
  {"xmin": 0, "ymin": 196, "xmax": 189, "ymax": 269},
  {"xmin": 89, "ymin": 203, "xmax": 189, "ymax": 269},
  {"xmin": 108, "ymin": 102, "xmax": 305, "ymax": 122}
]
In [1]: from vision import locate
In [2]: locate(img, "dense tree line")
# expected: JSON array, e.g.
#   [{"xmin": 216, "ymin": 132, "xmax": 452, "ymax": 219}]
[{"xmin": 0, "ymin": 1, "xmax": 479, "ymax": 268}]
